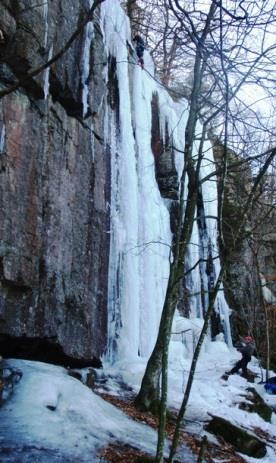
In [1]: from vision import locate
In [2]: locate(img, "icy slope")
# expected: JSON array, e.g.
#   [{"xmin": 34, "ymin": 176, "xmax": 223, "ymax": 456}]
[
  {"xmin": 1, "ymin": 347, "xmax": 275, "ymax": 462},
  {"xmin": 0, "ymin": 359, "xmax": 161, "ymax": 462},
  {"xmin": 105, "ymin": 338, "xmax": 276, "ymax": 463}
]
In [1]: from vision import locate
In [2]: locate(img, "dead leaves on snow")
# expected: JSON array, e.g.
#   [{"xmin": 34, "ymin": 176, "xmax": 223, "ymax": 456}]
[
  {"xmin": 99, "ymin": 443, "xmax": 155, "ymax": 463},
  {"xmin": 97, "ymin": 392, "xmax": 247, "ymax": 463}
]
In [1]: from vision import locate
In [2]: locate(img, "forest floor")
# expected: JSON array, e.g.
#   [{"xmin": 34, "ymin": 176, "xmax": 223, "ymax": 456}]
[
  {"xmin": 97, "ymin": 387, "xmax": 247, "ymax": 463},
  {"xmin": 1, "ymin": 348, "xmax": 275, "ymax": 463}
]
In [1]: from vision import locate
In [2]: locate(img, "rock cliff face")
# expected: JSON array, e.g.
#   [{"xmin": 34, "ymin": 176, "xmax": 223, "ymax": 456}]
[
  {"xmin": 212, "ymin": 140, "xmax": 276, "ymax": 363},
  {"xmin": 0, "ymin": 1, "xmax": 180, "ymax": 364},
  {"xmin": 1, "ymin": 1, "xmax": 257, "ymax": 365},
  {"xmin": 0, "ymin": 1, "xmax": 109, "ymax": 363},
  {"xmin": 151, "ymin": 93, "xmax": 179, "ymax": 200}
]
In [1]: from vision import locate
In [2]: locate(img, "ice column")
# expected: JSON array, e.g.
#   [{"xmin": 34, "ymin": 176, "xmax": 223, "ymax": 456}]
[
  {"xmin": 43, "ymin": 45, "xmax": 53, "ymax": 100},
  {"xmin": 198, "ymin": 135, "xmax": 232, "ymax": 346},
  {"xmin": 102, "ymin": 0, "xmax": 140, "ymax": 361},
  {"xmin": 102, "ymin": 0, "xmax": 171, "ymax": 361},
  {"xmin": 0, "ymin": 123, "xmax": 5, "ymax": 154},
  {"xmin": 42, "ymin": 1, "xmax": 50, "ymax": 100},
  {"xmin": 43, "ymin": 1, "xmax": 48, "ymax": 49},
  {"xmin": 81, "ymin": 0, "xmax": 94, "ymax": 117}
]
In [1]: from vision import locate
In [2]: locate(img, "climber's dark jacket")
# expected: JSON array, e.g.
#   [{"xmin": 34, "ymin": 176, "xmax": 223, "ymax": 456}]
[{"xmin": 133, "ymin": 35, "xmax": 145, "ymax": 59}]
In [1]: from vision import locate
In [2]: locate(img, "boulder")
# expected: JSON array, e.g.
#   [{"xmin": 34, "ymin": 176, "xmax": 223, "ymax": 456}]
[
  {"xmin": 205, "ymin": 415, "xmax": 266, "ymax": 458},
  {"xmin": 239, "ymin": 387, "xmax": 273, "ymax": 422}
]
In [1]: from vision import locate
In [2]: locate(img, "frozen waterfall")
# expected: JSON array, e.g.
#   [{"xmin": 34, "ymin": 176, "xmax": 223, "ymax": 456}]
[{"xmin": 100, "ymin": 0, "xmax": 232, "ymax": 363}]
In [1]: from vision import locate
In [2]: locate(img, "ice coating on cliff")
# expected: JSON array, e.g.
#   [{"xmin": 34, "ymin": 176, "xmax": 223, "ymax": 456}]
[{"xmin": 100, "ymin": 0, "xmax": 232, "ymax": 362}]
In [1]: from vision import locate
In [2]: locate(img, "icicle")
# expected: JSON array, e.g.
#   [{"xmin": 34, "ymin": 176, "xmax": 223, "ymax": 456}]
[
  {"xmin": 43, "ymin": 1, "xmax": 49, "ymax": 49},
  {"xmin": 106, "ymin": 109, "xmax": 122, "ymax": 362},
  {"xmin": 90, "ymin": 122, "xmax": 95, "ymax": 163},
  {"xmin": 260, "ymin": 274, "xmax": 276, "ymax": 304},
  {"xmin": 81, "ymin": 0, "xmax": 94, "ymax": 118},
  {"xmin": 0, "ymin": 123, "xmax": 5, "ymax": 154},
  {"xmin": 43, "ymin": 45, "xmax": 53, "ymax": 100}
]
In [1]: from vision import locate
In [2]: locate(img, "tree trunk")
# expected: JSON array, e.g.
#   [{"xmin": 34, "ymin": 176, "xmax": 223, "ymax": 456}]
[
  {"xmin": 197, "ymin": 436, "xmax": 207, "ymax": 463},
  {"xmin": 264, "ymin": 304, "xmax": 270, "ymax": 383},
  {"xmin": 134, "ymin": 273, "xmax": 182, "ymax": 413},
  {"xmin": 135, "ymin": 1, "xmax": 218, "ymax": 415},
  {"xmin": 168, "ymin": 268, "xmax": 224, "ymax": 462},
  {"xmin": 155, "ymin": 329, "xmax": 170, "ymax": 462}
]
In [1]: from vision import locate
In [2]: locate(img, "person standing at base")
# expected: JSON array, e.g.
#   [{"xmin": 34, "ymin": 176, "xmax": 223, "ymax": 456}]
[
  {"xmin": 133, "ymin": 34, "xmax": 145, "ymax": 69},
  {"xmin": 226, "ymin": 336, "xmax": 255, "ymax": 377}
]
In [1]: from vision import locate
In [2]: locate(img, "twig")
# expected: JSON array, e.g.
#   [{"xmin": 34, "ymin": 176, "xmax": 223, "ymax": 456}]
[{"xmin": 0, "ymin": 0, "xmax": 105, "ymax": 99}]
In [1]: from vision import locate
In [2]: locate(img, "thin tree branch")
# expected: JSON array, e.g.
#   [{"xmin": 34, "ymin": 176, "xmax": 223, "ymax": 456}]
[{"xmin": 0, "ymin": 0, "xmax": 105, "ymax": 99}]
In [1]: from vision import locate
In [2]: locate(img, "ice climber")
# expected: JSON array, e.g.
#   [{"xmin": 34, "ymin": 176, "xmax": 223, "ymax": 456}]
[
  {"xmin": 133, "ymin": 34, "xmax": 145, "ymax": 69},
  {"xmin": 225, "ymin": 336, "xmax": 255, "ymax": 378}
]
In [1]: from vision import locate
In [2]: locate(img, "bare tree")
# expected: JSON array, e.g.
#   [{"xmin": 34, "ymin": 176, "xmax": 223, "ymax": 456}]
[
  {"xmin": 131, "ymin": 1, "xmax": 276, "ymax": 461},
  {"xmin": 168, "ymin": 144, "xmax": 275, "ymax": 462}
]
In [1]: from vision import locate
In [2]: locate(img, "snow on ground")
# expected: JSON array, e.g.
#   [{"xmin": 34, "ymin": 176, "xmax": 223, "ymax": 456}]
[
  {"xmin": 105, "ymin": 335, "xmax": 276, "ymax": 463},
  {"xmin": 0, "ymin": 359, "xmax": 163, "ymax": 462},
  {"xmin": 1, "ymin": 2, "xmax": 275, "ymax": 461},
  {"xmin": 1, "ymin": 339, "xmax": 276, "ymax": 462}
]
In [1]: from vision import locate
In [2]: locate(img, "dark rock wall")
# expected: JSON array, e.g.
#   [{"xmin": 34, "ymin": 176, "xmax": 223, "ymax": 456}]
[
  {"xmin": 0, "ymin": 1, "xmax": 109, "ymax": 361},
  {"xmin": 212, "ymin": 140, "xmax": 276, "ymax": 359},
  {"xmin": 212, "ymin": 140, "xmax": 261, "ymax": 339},
  {"xmin": 151, "ymin": 93, "xmax": 179, "ymax": 200},
  {"xmin": 1, "ymin": 2, "xmax": 273, "ymax": 364}
]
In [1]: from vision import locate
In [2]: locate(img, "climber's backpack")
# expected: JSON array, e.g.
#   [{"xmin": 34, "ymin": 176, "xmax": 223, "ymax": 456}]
[{"xmin": 264, "ymin": 376, "xmax": 276, "ymax": 394}]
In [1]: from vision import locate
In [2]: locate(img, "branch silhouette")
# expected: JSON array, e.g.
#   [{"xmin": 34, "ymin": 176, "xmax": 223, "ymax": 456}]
[{"xmin": 0, "ymin": 0, "xmax": 105, "ymax": 99}]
